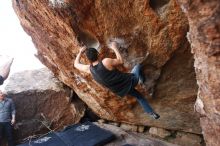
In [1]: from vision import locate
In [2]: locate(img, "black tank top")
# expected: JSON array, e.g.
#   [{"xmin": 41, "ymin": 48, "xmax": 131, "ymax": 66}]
[{"xmin": 90, "ymin": 61, "xmax": 133, "ymax": 97}]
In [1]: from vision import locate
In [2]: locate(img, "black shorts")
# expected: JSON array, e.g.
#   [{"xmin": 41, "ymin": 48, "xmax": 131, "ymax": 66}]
[{"xmin": 0, "ymin": 75, "xmax": 4, "ymax": 85}]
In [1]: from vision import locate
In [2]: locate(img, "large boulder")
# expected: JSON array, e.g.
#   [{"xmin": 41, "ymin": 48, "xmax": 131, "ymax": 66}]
[
  {"xmin": 177, "ymin": 0, "xmax": 220, "ymax": 145},
  {"xmin": 4, "ymin": 68, "xmax": 85, "ymax": 143},
  {"xmin": 12, "ymin": 0, "xmax": 201, "ymax": 134},
  {"xmin": 96, "ymin": 122, "xmax": 178, "ymax": 146}
]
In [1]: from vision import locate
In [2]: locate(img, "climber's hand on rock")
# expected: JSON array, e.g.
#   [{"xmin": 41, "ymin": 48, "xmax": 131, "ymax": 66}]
[
  {"xmin": 109, "ymin": 41, "xmax": 118, "ymax": 50},
  {"xmin": 80, "ymin": 46, "xmax": 86, "ymax": 53}
]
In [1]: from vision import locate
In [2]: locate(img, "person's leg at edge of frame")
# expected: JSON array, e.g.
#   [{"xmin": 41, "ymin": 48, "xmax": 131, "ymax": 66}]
[
  {"xmin": 0, "ymin": 123, "xmax": 3, "ymax": 146},
  {"xmin": 5, "ymin": 122, "xmax": 14, "ymax": 146},
  {"xmin": 128, "ymin": 88, "xmax": 160, "ymax": 119}
]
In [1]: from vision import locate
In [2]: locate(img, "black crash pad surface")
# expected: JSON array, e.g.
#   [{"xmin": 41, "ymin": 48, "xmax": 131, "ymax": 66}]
[
  {"xmin": 57, "ymin": 121, "xmax": 115, "ymax": 146},
  {"xmin": 17, "ymin": 122, "xmax": 115, "ymax": 146},
  {"xmin": 17, "ymin": 132, "xmax": 66, "ymax": 146}
]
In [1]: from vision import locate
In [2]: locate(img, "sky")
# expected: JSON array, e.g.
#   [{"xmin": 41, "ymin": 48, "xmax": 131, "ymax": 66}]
[{"xmin": 0, "ymin": 1, "xmax": 44, "ymax": 89}]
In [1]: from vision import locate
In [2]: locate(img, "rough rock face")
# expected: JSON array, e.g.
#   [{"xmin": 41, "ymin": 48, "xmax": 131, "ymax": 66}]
[
  {"xmin": 96, "ymin": 123, "xmax": 178, "ymax": 146},
  {"xmin": 4, "ymin": 68, "xmax": 85, "ymax": 143},
  {"xmin": 13, "ymin": 0, "xmax": 201, "ymax": 134},
  {"xmin": 177, "ymin": 0, "xmax": 220, "ymax": 146},
  {"xmin": 168, "ymin": 131, "xmax": 202, "ymax": 146}
]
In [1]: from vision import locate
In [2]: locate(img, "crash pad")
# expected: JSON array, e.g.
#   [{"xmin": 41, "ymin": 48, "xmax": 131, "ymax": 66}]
[{"xmin": 17, "ymin": 122, "xmax": 115, "ymax": 146}]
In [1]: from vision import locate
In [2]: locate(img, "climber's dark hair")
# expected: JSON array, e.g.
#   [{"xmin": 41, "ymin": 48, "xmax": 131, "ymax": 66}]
[{"xmin": 85, "ymin": 48, "xmax": 98, "ymax": 62}]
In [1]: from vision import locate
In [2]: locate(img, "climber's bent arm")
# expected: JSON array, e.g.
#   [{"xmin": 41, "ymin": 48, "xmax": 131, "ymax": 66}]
[
  {"xmin": 109, "ymin": 42, "xmax": 124, "ymax": 67},
  {"xmin": 74, "ymin": 48, "xmax": 90, "ymax": 74}
]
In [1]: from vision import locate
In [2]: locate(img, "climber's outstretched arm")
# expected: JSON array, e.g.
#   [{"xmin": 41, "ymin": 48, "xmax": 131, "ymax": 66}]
[
  {"xmin": 0, "ymin": 57, "xmax": 14, "ymax": 85},
  {"xmin": 74, "ymin": 47, "xmax": 90, "ymax": 74}
]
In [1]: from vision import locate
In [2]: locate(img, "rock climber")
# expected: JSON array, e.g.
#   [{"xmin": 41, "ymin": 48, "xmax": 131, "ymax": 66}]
[{"xmin": 74, "ymin": 42, "xmax": 160, "ymax": 119}]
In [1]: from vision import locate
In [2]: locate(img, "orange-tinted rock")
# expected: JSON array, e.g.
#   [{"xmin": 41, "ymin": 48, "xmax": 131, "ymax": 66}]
[
  {"xmin": 4, "ymin": 68, "xmax": 85, "ymax": 143},
  {"xmin": 12, "ymin": 0, "xmax": 200, "ymax": 133},
  {"xmin": 177, "ymin": 0, "xmax": 220, "ymax": 145}
]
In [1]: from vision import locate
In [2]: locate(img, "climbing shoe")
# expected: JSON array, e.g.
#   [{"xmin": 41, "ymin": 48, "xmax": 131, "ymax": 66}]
[{"xmin": 149, "ymin": 112, "xmax": 160, "ymax": 119}]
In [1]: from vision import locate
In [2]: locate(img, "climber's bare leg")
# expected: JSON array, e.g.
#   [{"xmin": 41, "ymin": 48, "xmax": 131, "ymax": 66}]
[{"xmin": 0, "ymin": 57, "xmax": 14, "ymax": 85}]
